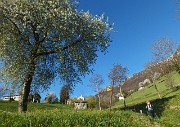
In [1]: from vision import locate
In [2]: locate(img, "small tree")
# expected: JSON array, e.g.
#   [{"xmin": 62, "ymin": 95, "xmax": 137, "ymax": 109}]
[
  {"xmin": 86, "ymin": 96, "xmax": 96, "ymax": 109},
  {"xmin": 153, "ymin": 72, "xmax": 162, "ymax": 99},
  {"xmin": 60, "ymin": 86, "xmax": 70, "ymax": 104},
  {"xmin": 107, "ymin": 64, "xmax": 128, "ymax": 127},
  {"xmin": 89, "ymin": 73, "xmax": 104, "ymax": 110},
  {"xmin": 44, "ymin": 92, "xmax": 56, "ymax": 104},
  {"xmin": 100, "ymin": 96, "xmax": 110, "ymax": 109},
  {"xmin": 152, "ymin": 37, "xmax": 176, "ymax": 62},
  {"xmin": 151, "ymin": 37, "xmax": 176, "ymax": 75},
  {"xmin": 151, "ymin": 37, "xmax": 177, "ymax": 89},
  {"xmin": 165, "ymin": 73, "xmax": 174, "ymax": 89},
  {"xmin": 53, "ymin": 96, "xmax": 59, "ymax": 104}
]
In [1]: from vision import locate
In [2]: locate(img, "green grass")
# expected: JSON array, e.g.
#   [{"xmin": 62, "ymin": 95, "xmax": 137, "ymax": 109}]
[
  {"xmin": 113, "ymin": 72, "xmax": 180, "ymax": 108},
  {"xmin": 113, "ymin": 71, "xmax": 180, "ymax": 127},
  {"xmin": 0, "ymin": 101, "xmax": 162, "ymax": 126},
  {"xmin": 0, "ymin": 72, "xmax": 179, "ymax": 127},
  {"xmin": 158, "ymin": 94, "xmax": 180, "ymax": 127},
  {"xmin": 0, "ymin": 109, "xmax": 161, "ymax": 127},
  {"xmin": 119, "ymin": 94, "xmax": 180, "ymax": 127},
  {"xmin": 0, "ymin": 101, "xmax": 73, "ymax": 113}
]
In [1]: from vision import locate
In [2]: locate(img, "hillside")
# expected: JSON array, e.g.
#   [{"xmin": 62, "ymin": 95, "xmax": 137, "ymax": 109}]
[
  {"xmin": 113, "ymin": 71, "xmax": 180, "ymax": 107},
  {"xmin": 112, "ymin": 71, "xmax": 180, "ymax": 127},
  {"xmin": 122, "ymin": 70, "xmax": 148, "ymax": 92}
]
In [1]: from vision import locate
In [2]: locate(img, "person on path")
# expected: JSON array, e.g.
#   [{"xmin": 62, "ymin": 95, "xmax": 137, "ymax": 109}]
[{"xmin": 146, "ymin": 101, "xmax": 155, "ymax": 118}]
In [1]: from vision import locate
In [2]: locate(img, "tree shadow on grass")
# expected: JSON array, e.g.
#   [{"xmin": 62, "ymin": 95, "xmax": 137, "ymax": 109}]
[
  {"xmin": 162, "ymin": 86, "xmax": 180, "ymax": 98},
  {"xmin": 113, "ymin": 95, "xmax": 177, "ymax": 118},
  {"xmin": 121, "ymin": 95, "xmax": 177, "ymax": 118}
]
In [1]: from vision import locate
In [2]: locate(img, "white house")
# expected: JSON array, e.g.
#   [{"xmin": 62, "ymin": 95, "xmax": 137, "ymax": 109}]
[
  {"xmin": 138, "ymin": 86, "xmax": 144, "ymax": 91},
  {"xmin": 116, "ymin": 93, "xmax": 124, "ymax": 100},
  {"xmin": 67, "ymin": 99, "xmax": 73, "ymax": 105},
  {"xmin": 77, "ymin": 94, "xmax": 85, "ymax": 101},
  {"xmin": 143, "ymin": 79, "xmax": 151, "ymax": 85},
  {"xmin": 74, "ymin": 100, "xmax": 88, "ymax": 109},
  {"xmin": 3, "ymin": 95, "xmax": 21, "ymax": 101},
  {"xmin": 74, "ymin": 95, "xmax": 88, "ymax": 109},
  {"xmin": 119, "ymin": 96, "xmax": 124, "ymax": 100}
]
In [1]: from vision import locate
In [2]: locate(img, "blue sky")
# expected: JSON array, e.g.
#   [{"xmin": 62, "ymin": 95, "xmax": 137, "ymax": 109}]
[{"xmin": 41, "ymin": 0, "xmax": 180, "ymax": 99}]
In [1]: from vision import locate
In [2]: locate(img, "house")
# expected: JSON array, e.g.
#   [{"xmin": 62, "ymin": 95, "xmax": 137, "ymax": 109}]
[
  {"xmin": 138, "ymin": 86, "xmax": 144, "ymax": 91},
  {"xmin": 115, "ymin": 93, "xmax": 124, "ymax": 100},
  {"xmin": 3, "ymin": 94, "xmax": 41, "ymax": 103},
  {"xmin": 67, "ymin": 99, "xmax": 73, "ymax": 105},
  {"xmin": 74, "ymin": 95, "xmax": 88, "ymax": 109},
  {"xmin": 3, "ymin": 95, "xmax": 21, "ymax": 101},
  {"xmin": 119, "ymin": 96, "xmax": 124, "ymax": 100},
  {"xmin": 32, "ymin": 94, "xmax": 41, "ymax": 103},
  {"xmin": 28, "ymin": 94, "xmax": 41, "ymax": 103},
  {"xmin": 74, "ymin": 100, "xmax": 88, "ymax": 109}
]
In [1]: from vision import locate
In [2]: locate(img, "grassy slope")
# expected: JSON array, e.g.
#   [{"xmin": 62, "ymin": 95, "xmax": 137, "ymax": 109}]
[
  {"xmin": 0, "ymin": 107, "xmax": 161, "ymax": 127},
  {"xmin": 0, "ymin": 100, "xmax": 161, "ymax": 126},
  {"xmin": 0, "ymin": 101, "xmax": 162, "ymax": 127},
  {"xmin": 113, "ymin": 72, "xmax": 180, "ymax": 107},
  {"xmin": 113, "ymin": 71, "xmax": 180, "ymax": 127},
  {"xmin": 0, "ymin": 101, "xmax": 73, "ymax": 113}
]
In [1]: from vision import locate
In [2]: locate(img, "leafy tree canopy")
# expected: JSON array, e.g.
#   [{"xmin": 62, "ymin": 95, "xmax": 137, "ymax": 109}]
[{"xmin": 0, "ymin": 0, "xmax": 112, "ymax": 93}]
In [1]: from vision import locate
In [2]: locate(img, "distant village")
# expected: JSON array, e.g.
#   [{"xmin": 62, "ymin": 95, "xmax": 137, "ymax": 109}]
[{"xmin": 2, "ymin": 94, "xmax": 89, "ymax": 109}]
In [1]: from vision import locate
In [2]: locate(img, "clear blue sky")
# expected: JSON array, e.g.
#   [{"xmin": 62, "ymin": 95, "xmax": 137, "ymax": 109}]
[
  {"xmin": 41, "ymin": 0, "xmax": 180, "ymax": 99},
  {"xmin": 2, "ymin": 0, "xmax": 179, "ymax": 100}
]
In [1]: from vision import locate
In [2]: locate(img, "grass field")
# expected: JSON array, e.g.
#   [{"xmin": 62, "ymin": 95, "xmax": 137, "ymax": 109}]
[
  {"xmin": 0, "ymin": 106, "xmax": 161, "ymax": 127},
  {"xmin": 0, "ymin": 101, "xmax": 73, "ymax": 113},
  {"xmin": 113, "ymin": 72, "xmax": 180, "ymax": 107},
  {"xmin": 113, "ymin": 71, "xmax": 180, "ymax": 127},
  {"xmin": 0, "ymin": 72, "xmax": 179, "ymax": 127}
]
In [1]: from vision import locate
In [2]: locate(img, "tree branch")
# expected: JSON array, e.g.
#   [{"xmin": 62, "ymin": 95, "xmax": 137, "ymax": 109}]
[
  {"xmin": 39, "ymin": 31, "xmax": 48, "ymax": 43},
  {"xmin": 35, "ymin": 39, "xmax": 81, "ymax": 58},
  {"xmin": 2, "ymin": 14, "xmax": 33, "ymax": 50}
]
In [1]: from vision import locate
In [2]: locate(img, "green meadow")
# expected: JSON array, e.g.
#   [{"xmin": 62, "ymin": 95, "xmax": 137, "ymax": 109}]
[
  {"xmin": 113, "ymin": 71, "xmax": 180, "ymax": 127},
  {"xmin": 0, "ymin": 72, "xmax": 179, "ymax": 127}
]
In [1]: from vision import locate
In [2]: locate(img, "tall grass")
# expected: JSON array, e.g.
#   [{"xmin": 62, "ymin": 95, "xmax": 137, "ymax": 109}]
[{"xmin": 0, "ymin": 109, "xmax": 160, "ymax": 127}]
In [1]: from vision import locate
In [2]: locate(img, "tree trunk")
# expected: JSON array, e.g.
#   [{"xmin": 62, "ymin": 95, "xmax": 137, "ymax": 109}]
[
  {"xmin": 98, "ymin": 93, "xmax": 101, "ymax": 110},
  {"xmin": 154, "ymin": 84, "xmax": 161, "ymax": 99},
  {"xmin": 119, "ymin": 86, "xmax": 122, "ymax": 95},
  {"xmin": 123, "ymin": 99, "xmax": 126, "ymax": 110},
  {"xmin": 107, "ymin": 80, "xmax": 114, "ymax": 127},
  {"xmin": 18, "ymin": 64, "xmax": 35, "ymax": 113},
  {"xmin": 9, "ymin": 92, "xmax": 12, "ymax": 102}
]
